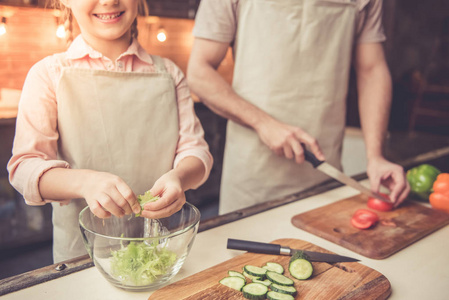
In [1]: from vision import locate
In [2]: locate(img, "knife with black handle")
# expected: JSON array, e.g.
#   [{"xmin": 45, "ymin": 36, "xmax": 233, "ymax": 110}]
[
  {"xmin": 227, "ymin": 239, "xmax": 359, "ymax": 263},
  {"xmin": 302, "ymin": 147, "xmax": 391, "ymax": 203}
]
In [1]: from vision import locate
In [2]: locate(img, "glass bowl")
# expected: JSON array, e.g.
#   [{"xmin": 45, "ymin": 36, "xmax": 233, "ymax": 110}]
[{"xmin": 79, "ymin": 202, "xmax": 200, "ymax": 291}]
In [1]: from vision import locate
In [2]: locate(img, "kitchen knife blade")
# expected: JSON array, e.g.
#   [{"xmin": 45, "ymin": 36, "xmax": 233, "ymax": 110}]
[
  {"xmin": 303, "ymin": 148, "xmax": 391, "ymax": 203},
  {"xmin": 227, "ymin": 239, "xmax": 359, "ymax": 263}
]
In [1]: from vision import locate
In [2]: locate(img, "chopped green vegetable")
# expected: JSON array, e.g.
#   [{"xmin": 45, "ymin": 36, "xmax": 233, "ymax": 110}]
[
  {"xmin": 289, "ymin": 258, "xmax": 313, "ymax": 280},
  {"xmin": 263, "ymin": 262, "xmax": 284, "ymax": 274},
  {"xmin": 253, "ymin": 278, "xmax": 272, "ymax": 286},
  {"xmin": 219, "ymin": 276, "xmax": 246, "ymax": 291},
  {"xmin": 242, "ymin": 282, "xmax": 268, "ymax": 299},
  {"xmin": 266, "ymin": 271, "xmax": 294, "ymax": 286},
  {"xmin": 270, "ymin": 283, "xmax": 297, "ymax": 296},
  {"xmin": 136, "ymin": 190, "xmax": 160, "ymax": 217},
  {"xmin": 228, "ymin": 270, "xmax": 246, "ymax": 279},
  {"xmin": 110, "ymin": 241, "xmax": 177, "ymax": 286},
  {"xmin": 244, "ymin": 265, "xmax": 268, "ymax": 279},
  {"xmin": 243, "ymin": 271, "xmax": 263, "ymax": 281},
  {"xmin": 267, "ymin": 291, "xmax": 295, "ymax": 300},
  {"xmin": 289, "ymin": 250, "xmax": 310, "ymax": 263}
]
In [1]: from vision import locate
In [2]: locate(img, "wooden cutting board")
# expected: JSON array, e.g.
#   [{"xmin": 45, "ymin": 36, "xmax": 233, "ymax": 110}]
[
  {"xmin": 291, "ymin": 194, "xmax": 449, "ymax": 259},
  {"xmin": 149, "ymin": 238, "xmax": 391, "ymax": 300}
]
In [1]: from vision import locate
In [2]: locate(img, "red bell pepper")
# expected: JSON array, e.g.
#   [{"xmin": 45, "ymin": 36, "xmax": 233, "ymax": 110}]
[{"xmin": 429, "ymin": 173, "xmax": 449, "ymax": 214}]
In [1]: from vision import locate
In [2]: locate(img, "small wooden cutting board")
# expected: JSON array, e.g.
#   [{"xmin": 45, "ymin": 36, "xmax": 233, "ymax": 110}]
[
  {"xmin": 149, "ymin": 238, "xmax": 391, "ymax": 300},
  {"xmin": 291, "ymin": 194, "xmax": 449, "ymax": 259}
]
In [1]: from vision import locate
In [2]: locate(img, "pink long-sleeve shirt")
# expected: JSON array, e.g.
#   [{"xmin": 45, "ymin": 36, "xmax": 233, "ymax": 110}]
[{"xmin": 8, "ymin": 35, "xmax": 213, "ymax": 205}]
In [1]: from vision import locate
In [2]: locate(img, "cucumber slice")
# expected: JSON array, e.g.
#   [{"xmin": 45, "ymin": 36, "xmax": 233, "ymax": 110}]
[
  {"xmin": 266, "ymin": 271, "xmax": 294, "ymax": 286},
  {"xmin": 270, "ymin": 283, "xmax": 297, "ymax": 296},
  {"xmin": 263, "ymin": 262, "xmax": 284, "ymax": 274},
  {"xmin": 243, "ymin": 271, "xmax": 263, "ymax": 281},
  {"xmin": 289, "ymin": 258, "xmax": 313, "ymax": 280},
  {"xmin": 219, "ymin": 276, "xmax": 246, "ymax": 291},
  {"xmin": 244, "ymin": 265, "xmax": 268, "ymax": 279},
  {"xmin": 267, "ymin": 291, "xmax": 295, "ymax": 300},
  {"xmin": 242, "ymin": 282, "xmax": 268, "ymax": 300},
  {"xmin": 228, "ymin": 270, "xmax": 246, "ymax": 279},
  {"xmin": 252, "ymin": 278, "xmax": 272, "ymax": 286}
]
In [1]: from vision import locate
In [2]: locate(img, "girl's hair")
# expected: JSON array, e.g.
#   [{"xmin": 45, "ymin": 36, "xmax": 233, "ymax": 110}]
[{"xmin": 50, "ymin": 0, "xmax": 149, "ymax": 46}]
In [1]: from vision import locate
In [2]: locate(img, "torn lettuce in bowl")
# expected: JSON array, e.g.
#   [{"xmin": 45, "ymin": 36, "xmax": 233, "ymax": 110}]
[
  {"xmin": 79, "ymin": 195, "xmax": 201, "ymax": 290},
  {"xmin": 110, "ymin": 240, "xmax": 177, "ymax": 286}
]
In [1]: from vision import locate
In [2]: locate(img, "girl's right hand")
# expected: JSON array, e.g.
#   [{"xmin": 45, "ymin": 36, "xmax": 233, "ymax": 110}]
[{"xmin": 81, "ymin": 171, "xmax": 141, "ymax": 218}]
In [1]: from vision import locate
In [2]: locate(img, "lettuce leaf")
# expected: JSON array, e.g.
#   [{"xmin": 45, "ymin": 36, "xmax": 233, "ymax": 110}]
[
  {"xmin": 136, "ymin": 190, "xmax": 159, "ymax": 217},
  {"xmin": 110, "ymin": 241, "xmax": 177, "ymax": 286}
]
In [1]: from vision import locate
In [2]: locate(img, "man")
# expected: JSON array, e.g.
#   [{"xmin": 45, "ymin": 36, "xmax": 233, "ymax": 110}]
[{"xmin": 187, "ymin": 0, "xmax": 410, "ymax": 214}]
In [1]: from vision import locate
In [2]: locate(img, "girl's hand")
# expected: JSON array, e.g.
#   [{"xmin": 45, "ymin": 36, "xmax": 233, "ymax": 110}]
[
  {"xmin": 81, "ymin": 171, "xmax": 141, "ymax": 218},
  {"xmin": 140, "ymin": 170, "xmax": 186, "ymax": 219}
]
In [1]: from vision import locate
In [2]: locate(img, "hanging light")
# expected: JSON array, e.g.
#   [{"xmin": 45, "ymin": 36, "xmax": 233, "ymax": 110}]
[
  {"xmin": 53, "ymin": 9, "xmax": 65, "ymax": 39},
  {"xmin": 156, "ymin": 27, "xmax": 166, "ymax": 42},
  {"xmin": 56, "ymin": 24, "xmax": 66, "ymax": 39},
  {"xmin": 0, "ymin": 17, "xmax": 7, "ymax": 36}
]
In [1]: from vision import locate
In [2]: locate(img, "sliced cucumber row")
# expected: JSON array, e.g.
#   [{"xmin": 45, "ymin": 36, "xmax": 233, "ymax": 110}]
[{"xmin": 220, "ymin": 258, "xmax": 313, "ymax": 299}]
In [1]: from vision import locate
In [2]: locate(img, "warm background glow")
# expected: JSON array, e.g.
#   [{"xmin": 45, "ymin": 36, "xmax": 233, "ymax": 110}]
[{"xmin": 0, "ymin": 5, "xmax": 234, "ymax": 91}]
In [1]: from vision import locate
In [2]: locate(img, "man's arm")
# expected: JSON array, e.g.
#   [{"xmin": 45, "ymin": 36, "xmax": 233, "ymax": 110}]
[
  {"xmin": 187, "ymin": 38, "xmax": 325, "ymax": 162},
  {"xmin": 355, "ymin": 42, "xmax": 410, "ymax": 205},
  {"xmin": 355, "ymin": 43, "xmax": 391, "ymax": 159},
  {"xmin": 187, "ymin": 38, "xmax": 274, "ymax": 130}
]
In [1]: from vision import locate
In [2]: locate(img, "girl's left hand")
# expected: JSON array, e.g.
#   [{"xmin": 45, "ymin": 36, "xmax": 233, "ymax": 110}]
[{"xmin": 139, "ymin": 170, "xmax": 186, "ymax": 219}]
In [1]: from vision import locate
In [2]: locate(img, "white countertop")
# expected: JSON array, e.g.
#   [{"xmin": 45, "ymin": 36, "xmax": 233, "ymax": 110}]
[{"xmin": 2, "ymin": 182, "xmax": 448, "ymax": 300}]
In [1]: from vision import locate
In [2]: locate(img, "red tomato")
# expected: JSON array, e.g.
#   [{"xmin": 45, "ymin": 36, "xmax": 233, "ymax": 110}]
[
  {"xmin": 351, "ymin": 209, "xmax": 379, "ymax": 230},
  {"xmin": 367, "ymin": 194, "xmax": 394, "ymax": 212}
]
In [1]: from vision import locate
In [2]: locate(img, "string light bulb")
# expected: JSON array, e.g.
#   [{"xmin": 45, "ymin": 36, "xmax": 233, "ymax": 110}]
[
  {"xmin": 156, "ymin": 27, "xmax": 166, "ymax": 42},
  {"xmin": 0, "ymin": 17, "xmax": 7, "ymax": 36},
  {"xmin": 56, "ymin": 24, "xmax": 65, "ymax": 39}
]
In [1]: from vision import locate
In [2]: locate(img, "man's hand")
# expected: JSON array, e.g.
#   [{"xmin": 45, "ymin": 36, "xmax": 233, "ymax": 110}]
[
  {"xmin": 367, "ymin": 156, "xmax": 410, "ymax": 207},
  {"xmin": 255, "ymin": 116, "xmax": 325, "ymax": 163}
]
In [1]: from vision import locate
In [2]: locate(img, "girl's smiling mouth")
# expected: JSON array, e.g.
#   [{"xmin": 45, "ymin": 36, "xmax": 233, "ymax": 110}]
[{"xmin": 94, "ymin": 12, "xmax": 124, "ymax": 20}]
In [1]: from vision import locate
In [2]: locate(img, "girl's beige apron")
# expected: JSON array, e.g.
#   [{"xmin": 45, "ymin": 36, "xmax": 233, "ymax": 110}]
[
  {"xmin": 52, "ymin": 56, "xmax": 178, "ymax": 262},
  {"xmin": 220, "ymin": 0, "xmax": 359, "ymax": 214}
]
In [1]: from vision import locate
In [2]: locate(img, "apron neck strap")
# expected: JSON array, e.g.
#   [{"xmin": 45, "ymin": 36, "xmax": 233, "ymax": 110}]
[{"xmin": 151, "ymin": 55, "xmax": 167, "ymax": 73}]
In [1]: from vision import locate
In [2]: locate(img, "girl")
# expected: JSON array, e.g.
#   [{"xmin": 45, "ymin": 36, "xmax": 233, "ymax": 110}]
[{"xmin": 7, "ymin": 0, "xmax": 213, "ymax": 263}]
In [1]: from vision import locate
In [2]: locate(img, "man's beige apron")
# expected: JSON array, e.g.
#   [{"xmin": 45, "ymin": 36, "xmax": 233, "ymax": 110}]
[
  {"xmin": 220, "ymin": 0, "xmax": 358, "ymax": 214},
  {"xmin": 52, "ymin": 56, "xmax": 178, "ymax": 262}
]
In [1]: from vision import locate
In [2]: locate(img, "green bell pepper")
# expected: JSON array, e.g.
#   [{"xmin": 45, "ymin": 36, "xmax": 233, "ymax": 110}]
[{"xmin": 406, "ymin": 164, "xmax": 441, "ymax": 201}]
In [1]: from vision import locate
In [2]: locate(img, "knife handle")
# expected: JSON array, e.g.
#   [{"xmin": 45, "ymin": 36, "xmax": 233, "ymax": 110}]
[
  {"xmin": 303, "ymin": 148, "xmax": 324, "ymax": 168},
  {"xmin": 227, "ymin": 239, "xmax": 282, "ymax": 255}
]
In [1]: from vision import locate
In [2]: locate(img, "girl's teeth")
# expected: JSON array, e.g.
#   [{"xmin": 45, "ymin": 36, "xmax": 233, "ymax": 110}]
[{"xmin": 97, "ymin": 13, "xmax": 121, "ymax": 20}]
